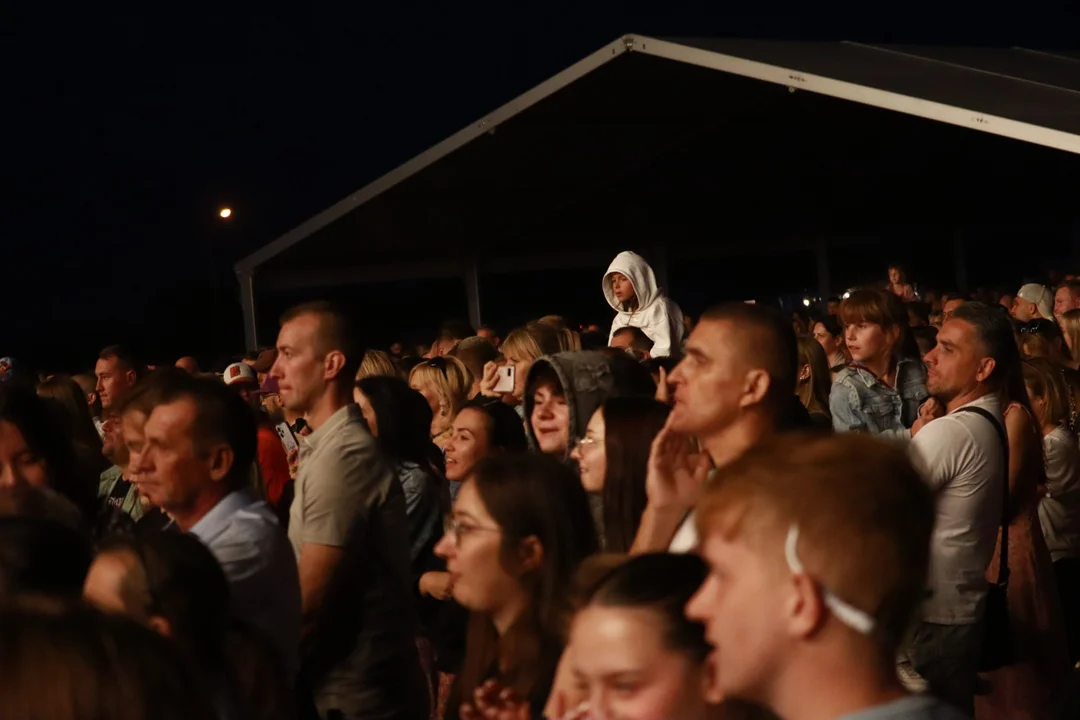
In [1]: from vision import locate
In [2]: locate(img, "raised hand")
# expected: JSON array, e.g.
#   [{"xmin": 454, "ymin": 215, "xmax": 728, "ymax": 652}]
[
  {"xmin": 645, "ymin": 414, "xmax": 713, "ymax": 513},
  {"xmin": 479, "ymin": 361, "xmax": 503, "ymax": 398},
  {"xmin": 654, "ymin": 366, "xmax": 671, "ymax": 405},
  {"xmin": 419, "ymin": 571, "xmax": 454, "ymax": 600}
]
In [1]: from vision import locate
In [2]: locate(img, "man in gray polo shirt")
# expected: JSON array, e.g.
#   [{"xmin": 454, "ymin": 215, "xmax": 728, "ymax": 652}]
[{"xmin": 270, "ymin": 301, "xmax": 427, "ymax": 720}]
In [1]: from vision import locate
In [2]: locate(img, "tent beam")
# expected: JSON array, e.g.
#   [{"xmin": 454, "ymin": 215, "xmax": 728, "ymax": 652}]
[{"xmin": 238, "ymin": 270, "xmax": 259, "ymax": 352}]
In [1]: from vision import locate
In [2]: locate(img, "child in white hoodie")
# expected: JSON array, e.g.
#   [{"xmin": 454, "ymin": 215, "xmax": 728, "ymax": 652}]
[{"xmin": 603, "ymin": 251, "xmax": 685, "ymax": 358}]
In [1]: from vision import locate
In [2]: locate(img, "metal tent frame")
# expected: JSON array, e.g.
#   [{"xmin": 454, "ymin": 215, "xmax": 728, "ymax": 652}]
[{"xmin": 235, "ymin": 34, "xmax": 1080, "ymax": 350}]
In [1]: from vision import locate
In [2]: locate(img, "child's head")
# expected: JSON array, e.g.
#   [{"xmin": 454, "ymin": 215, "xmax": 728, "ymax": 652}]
[
  {"xmin": 610, "ymin": 272, "xmax": 636, "ymax": 306},
  {"xmin": 838, "ymin": 290, "xmax": 902, "ymax": 364}
]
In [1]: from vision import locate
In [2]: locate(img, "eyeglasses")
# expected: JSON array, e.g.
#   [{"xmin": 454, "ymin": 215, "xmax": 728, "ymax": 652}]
[
  {"xmin": 443, "ymin": 515, "xmax": 501, "ymax": 546},
  {"xmin": 784, "ymin": 524, "xmax": 875, "ymax": 635},
  {"xmin": 572, "ymin": 436, "xmax": 600, "ymax": 452}
]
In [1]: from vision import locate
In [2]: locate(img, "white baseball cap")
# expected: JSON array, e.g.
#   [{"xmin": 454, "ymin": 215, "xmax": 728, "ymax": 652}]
[
  {"xmin": 1017, "ymin": 283, "xmax": 1054, "ymax": 320},
  {"xmin": 222, "ymin": 362, "xmax": 259, "ymax": 386}
]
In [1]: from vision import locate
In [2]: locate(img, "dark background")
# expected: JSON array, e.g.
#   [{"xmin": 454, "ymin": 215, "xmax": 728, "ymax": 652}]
[{"xmin": 7, "ymin": 3, "xmax": 1080, "ymax": 370}]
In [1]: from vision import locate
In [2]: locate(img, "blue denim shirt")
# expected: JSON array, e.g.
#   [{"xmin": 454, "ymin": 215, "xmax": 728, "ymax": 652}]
[{"xmin": 829, "ymin": 357, "xmax": 928, "ymax": 439}]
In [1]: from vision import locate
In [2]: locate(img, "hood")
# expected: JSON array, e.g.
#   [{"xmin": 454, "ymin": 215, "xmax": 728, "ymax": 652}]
[
  {"xmin": 603, "ymin": 251, "xmax": 660, "ymax": 312},
  {"xmin": 524, "ymin": 351, "xmax": 616, "ymax": 454}
]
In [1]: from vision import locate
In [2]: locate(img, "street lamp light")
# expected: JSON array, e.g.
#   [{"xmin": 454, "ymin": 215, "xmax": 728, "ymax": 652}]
[{"xmin": 219, "ymin": 207, "xmax": 232, "ymax": 219}]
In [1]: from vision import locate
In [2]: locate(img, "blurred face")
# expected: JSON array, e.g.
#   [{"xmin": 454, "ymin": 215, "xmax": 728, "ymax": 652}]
[
  {"xmin": 888, "ymin": 268, "xmax": 901, "ymax": 285},
  {"xmin": 569, "ymin": 605, "xmax": 715, "ymax": 720},
  {"xmin": 231, "ymin": 381, "xmax": 260, "ymax": 409},
  {"xmin": 409, "ymin": 377, "xmax": 442, "ymax": 419},
  {"xmin": 1055, "ymin": 287, "xmax": 1080, "ymax": 323},
  {"xmin": 477, "ymin": 327, "xmax": 499, "ymax": 345},
  {"xmin": 610, "ymin": 332, "xmax": 634, "ymax": 352},
  {"xmin": 444, "ymin": 408, "xmax": 491, "ymax": 482},
  {"xmin": 94, "ymin": 356, "xmax": 137, "ymax": 411},
  {"xmin": 530, "ymin": 381, "xmax": 571, "ymax": 456},
  {"xmin": 130, "ymin": 398, "xmax": 215, "ymax": 520},
  {"xmin": 611, "ymin": 272, "xmax": 636, "ymax": 305},
  {"xmin": 923, "ymin": 319, "xmax": 989, "ymax": 405},
  {"xmin": 434, "ymin": 480, "xmax": 525, "ymax": 618},
  {"xmin": 101, "ymin": 415, "xmax": 129, "ymax": 466},
  {"xmin": 667, "ymin": 319, "xmax": 747, "ymax": 437},
  {"xmin": 826, "ymin": 300, "xmax": 840, "ymax": 316},
  {"xmin": 570, "ymin": 408, "xmax": 606, "ymax": 493},
  {"xmin": 686, "ymin": 533, "xmax": 787, "ymax": 704},
  {"xmin": 844, "ymin": 321, "xmax": 896, "ymax": 364},
  {"xmin": 261, "ymin": 393, "xmax": 283, "ymax": 419},
  {"xmin": 1011, "ymin": 296, "xmax": 1035, "ymax": 322},
  {"xmin": 0, "ymin": 420, "xmax": 49, "ymax": 489},
  {"xmin": 84, "ymin": 549, "xmax": 146, "ymax": 618},
  {"xmin": 811, "ymin": 322, "xmax": 838, "ymax": 357},
  {"xmin": 271, "ymin": 314, "xmax": 328, "ymax": 414},
  {"xmin": 352, "ymin": 388, "xmax": 379, "ymax": 437},
  {"xmin": 999, "ymin": 294, "xmax": 1014, "ymax": 311},
  {"xmin": 120, "ymin": 410, "xmax": 149, "ymax": 482}
]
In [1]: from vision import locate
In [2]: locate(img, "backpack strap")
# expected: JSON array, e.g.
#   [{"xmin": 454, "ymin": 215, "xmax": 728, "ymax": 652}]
[{"xmin": 952, "ymin": 405, "xmax": 1009, "ymax": 588}]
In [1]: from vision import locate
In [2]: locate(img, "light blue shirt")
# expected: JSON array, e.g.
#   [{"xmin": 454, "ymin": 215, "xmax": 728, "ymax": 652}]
[{"xmin": 190, "ymin": 489, "xmax": 301, "ymax": 682}]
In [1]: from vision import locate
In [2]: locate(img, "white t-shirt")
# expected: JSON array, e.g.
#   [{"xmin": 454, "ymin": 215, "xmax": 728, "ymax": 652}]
[
  {"xmin": 909, "ymin": 393, "xmax": 1005, "ymax": 625},
  {"xmin": 1039, "ymin": 425, "xmax": 1080, "ymax": 561}
]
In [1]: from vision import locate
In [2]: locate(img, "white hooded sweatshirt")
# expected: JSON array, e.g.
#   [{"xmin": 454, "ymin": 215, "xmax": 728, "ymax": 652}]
[{"xmin": 604, "ymin": 251, "xmax": 685, "ymax": 358}]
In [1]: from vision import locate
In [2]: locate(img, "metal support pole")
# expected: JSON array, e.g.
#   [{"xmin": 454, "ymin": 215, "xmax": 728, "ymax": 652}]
[
  {"xmin": 238, "ymin": 270, "xmax": 259, "ymax": 352},
  {"xmin": 1071, "ymin": 217, "xmax": 1080, "ymax": 273},
  {"xmin": 464, "ymin": 260, "xmax": 483, "ymax": 330},
  {"xmin": 954, "ymin": 232, "xmax": 968, "ymax": 292},
  {"xmin": 816, "ymin": 238, "xmax": 831, "ymax": 298}
]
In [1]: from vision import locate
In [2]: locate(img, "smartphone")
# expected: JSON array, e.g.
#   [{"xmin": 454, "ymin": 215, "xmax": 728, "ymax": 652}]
[
  {"xmin": 493, "ymin": 365, "xmax": 516, "ymax": 394},
  {"xmin": 275, "ymin": 421, "xmax": 299, "ymax": 454}
]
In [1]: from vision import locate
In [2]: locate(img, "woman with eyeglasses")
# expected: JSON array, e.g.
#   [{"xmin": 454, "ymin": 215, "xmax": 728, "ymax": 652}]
[
  {"xmin": 435, "ymin": 453, "xmax": 597, "ymax": 720},
  {"xmin": 569, "ymin": 396, "xmax": 669, "ymax": 553},
  {"xmin": 409, "ymin": 356, "xmax": 473, "ymax": 449}
]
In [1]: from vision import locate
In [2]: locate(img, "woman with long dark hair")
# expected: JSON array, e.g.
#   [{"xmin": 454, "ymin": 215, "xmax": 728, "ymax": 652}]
[
  {"xmin": 436, "ymin": 453, "xmax": 597, "ymax": 718},
  {"xmin": 354, "ymin": 375, "xmax": 447, "ymax": 568},
  {"xmin": 0, "ymin": 386, "xmax": 98, "ymax": 530},
  {"xmin": 37, "ymin": 374, "xmax": 108, "ymax": 476},
  {"xmin": 570, "ymin": 396, "xmax": 669, "ymax": 553}
]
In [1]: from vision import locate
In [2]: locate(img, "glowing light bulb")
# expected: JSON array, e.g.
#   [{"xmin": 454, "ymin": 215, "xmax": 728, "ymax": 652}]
[{"xmin": 219, "ymin": 207, "xmax": 232, "ymax": 219}]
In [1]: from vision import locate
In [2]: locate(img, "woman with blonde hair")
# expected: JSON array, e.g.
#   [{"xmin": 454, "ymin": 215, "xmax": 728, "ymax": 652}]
[
  {"xmin": 479, "ymin": 323, "xmax": 562, "ymax": 414},
  {"xmin": 409, "ymin": 356, "xmax": 472, "ymax": 448},
  {"xmin": 355, "ymin": 349, "xmax": 402, "ymax": 382},
  {"xmin": 795, "ymin": 336, "xmax": 832, "ymax": 429}
]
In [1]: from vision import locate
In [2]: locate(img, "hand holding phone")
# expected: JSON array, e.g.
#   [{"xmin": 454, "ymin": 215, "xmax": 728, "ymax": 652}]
[
  {"xmin": 492, "ymin": 365, "xmax": 516, "ymax": 394},
  {"xmin": 275, "ymin": 421, "xmax": 299, "ymax": 454}
]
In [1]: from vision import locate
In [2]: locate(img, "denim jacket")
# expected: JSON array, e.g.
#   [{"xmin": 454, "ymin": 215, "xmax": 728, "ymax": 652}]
[{"xmin": 829, "ymin": 357, "xmax": 928, "ymax": 439}]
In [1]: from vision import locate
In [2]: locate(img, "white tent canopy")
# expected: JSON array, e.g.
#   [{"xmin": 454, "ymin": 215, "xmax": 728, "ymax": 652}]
[{"xmin": 236, "ymin": 35, "xmax": 1080, "ymax": 349}]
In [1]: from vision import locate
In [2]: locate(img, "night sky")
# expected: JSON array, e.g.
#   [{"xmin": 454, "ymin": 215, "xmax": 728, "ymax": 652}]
[{"xmin": 7, "ymin": 3, "xmax": 1079, "ymax": 371}]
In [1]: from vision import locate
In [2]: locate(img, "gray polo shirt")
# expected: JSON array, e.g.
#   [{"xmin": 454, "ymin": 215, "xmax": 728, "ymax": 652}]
[{"xmin": 289, "ymin": 404, "xmax": 426, "ymax": 718}]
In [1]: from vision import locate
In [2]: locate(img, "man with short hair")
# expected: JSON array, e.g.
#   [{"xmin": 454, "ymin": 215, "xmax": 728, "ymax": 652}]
[
  {"xmin": 451, "ymin": 336, "xmax": 500, "ymax": 399},
  {"xmin": 686, "ymin": 433, "xmax": 962, "ymax": 720},
  {"xmin": 270, "ymin": 301, "xmax": 426, "ymax": 720},
  {"xmin": 941, "ymin": 292, "xmax": 968, "ymax": 322},
  {"xmin": 131, "ymin": 374, "xmax": 300, "ymax": 681},
  {"xmin": 95, "ymin": 345, "xmax": 141, "ymax": 413},
  {"xmin": 610, "ymin": 326, "xmax": 654, "ymax": 359},
  {"xmin": 1054, "ymin": 279, "xmax": 1080, "ymax": 324},
  {"xmin": 1011, "ymin": 283, "xmax": 1054, "ymax": 322},
  {"xmin": 633, "ymin": 303, "xmax": 796, "ymax": 553},
  {"xmin": 906, "ymin": 302, "xmax": 1012, "ymax": 712}
]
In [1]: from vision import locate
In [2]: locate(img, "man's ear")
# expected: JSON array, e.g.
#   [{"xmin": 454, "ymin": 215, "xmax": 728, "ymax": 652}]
[
  {"xmin": 207, "ymin": 444, "xmax": 235, "ymax": 483},
  {"xmin": 323, "ymin": 350, "xmax": 346, "ymax": 381},
  {"xmin": 739, "ymin": 369, "xmax": 771, "ymax": 409},
  {"xmin": 974, "ymin": 356, "xmax": 997, "ymax": 384},
  {"xmin": 786, "ymin": 573, "xmax": 827, "ymax": 640}
]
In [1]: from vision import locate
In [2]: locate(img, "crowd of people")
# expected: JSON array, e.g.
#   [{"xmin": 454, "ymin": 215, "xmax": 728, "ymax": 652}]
[{"xmin": 3, "ymin": 251, "xmax": 1080, "ymax": 720}]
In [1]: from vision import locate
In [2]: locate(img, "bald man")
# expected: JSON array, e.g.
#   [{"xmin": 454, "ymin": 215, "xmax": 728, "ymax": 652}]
[
  {"xmin": 633, "ymin": 302, "xmax": 797, "ymax": 553},
  {"xmin": 175, "ymin": 357, "xmax": 200, "ymax": 374}
]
